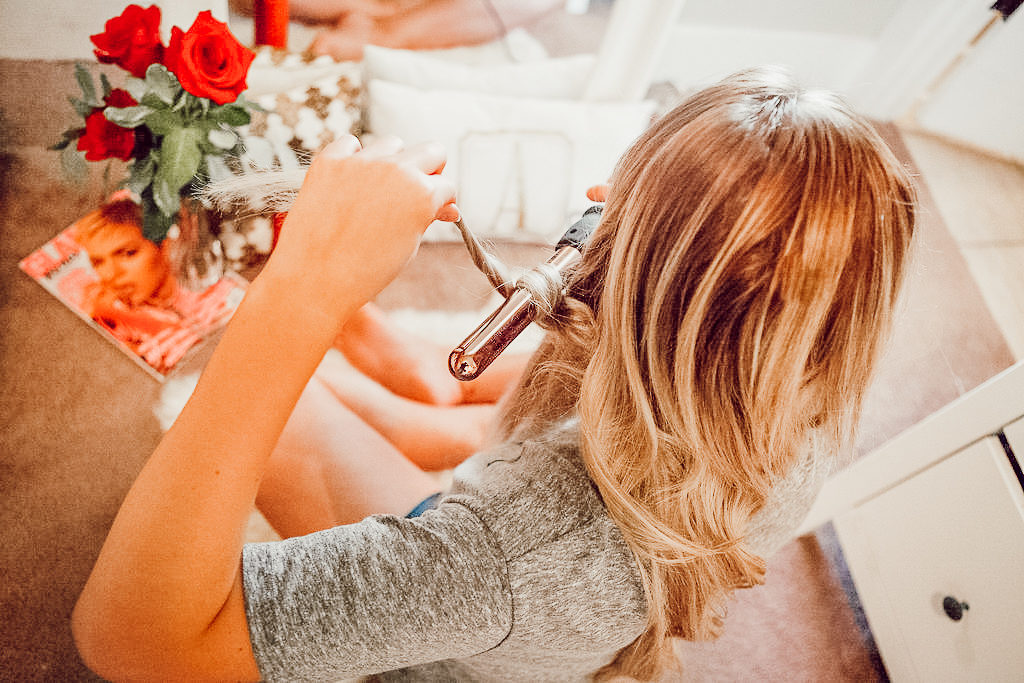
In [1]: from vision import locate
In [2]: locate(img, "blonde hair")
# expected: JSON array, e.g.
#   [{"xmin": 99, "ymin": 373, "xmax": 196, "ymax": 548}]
[
  {"xmin": 195, "ymin": 67, "xmax": 916, "ymax": 679},
  {"xmin": 496, "ymin": 67, "xmax": 916, "ymax": 679}
]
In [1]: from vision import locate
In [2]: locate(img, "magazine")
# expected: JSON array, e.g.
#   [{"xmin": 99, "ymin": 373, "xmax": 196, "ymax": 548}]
[{"xmin": 19, "ymin": 210, "xmax": 247, "ymax": 382}]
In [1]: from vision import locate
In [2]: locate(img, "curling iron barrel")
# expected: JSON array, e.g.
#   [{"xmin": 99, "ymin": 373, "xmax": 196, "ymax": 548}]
[{"xmin": 448, "ymin": 205, "xmax": 603, "ymax": 381}]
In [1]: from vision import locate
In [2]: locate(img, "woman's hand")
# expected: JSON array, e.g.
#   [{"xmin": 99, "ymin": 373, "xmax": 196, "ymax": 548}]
[
  {"xmin": 262, "ymin": 135, "xmax": 458, "ymax": 328},
  {"xmin": 586, "ymin": 184, "xmax": 609, "ymax": 203}
]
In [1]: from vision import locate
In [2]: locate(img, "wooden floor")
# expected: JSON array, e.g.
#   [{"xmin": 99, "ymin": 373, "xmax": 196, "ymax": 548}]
[{"xmin": 900, "ymin": 127, "xmax": 1024, "ymax": 362}]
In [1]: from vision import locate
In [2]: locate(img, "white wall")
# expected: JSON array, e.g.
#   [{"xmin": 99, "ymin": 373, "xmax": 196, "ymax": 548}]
[
  {"xmin": 0, "ymin": 0, "xmax": 230, "ymax": 60},
  {"xmin": 677, "ymin": 0, "xmax": 903, "ymax": 39},
  {"xmin": 916, "ymin": 9, "xmax": 1024, "ymax": 164},
  {"xmin": 649, "ymin": 0, "xmax": 1022, "ymax": 162}
]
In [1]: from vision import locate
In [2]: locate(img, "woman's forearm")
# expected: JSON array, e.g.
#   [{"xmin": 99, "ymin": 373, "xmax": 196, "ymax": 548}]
[
  {"xmin": 71, "ymin": 269, "xmax": 356, "ymax": 679},
  {"xmin": 71, "ymin": 136, "xmax": 456, "ymax": 681}
]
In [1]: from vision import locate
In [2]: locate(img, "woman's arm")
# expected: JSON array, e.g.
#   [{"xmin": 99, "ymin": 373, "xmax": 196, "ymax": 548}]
[{"xmin": 71, "ymin": 135, "xmax": 457, "ymax": 681}]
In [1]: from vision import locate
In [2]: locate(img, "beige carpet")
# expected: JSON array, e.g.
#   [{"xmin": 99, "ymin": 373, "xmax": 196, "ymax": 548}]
[{"xmin": 0, "ymin": 59, "xmax": 1014, "ymax": 682}]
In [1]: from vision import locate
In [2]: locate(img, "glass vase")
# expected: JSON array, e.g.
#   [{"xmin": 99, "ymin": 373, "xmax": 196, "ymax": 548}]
[{"xmin": 164, "ymin": 196, "xmax": 225, "ymax": 291}]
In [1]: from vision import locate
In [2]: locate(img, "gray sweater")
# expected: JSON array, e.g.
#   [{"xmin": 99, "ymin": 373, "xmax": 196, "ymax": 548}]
[{"xmin": 242, "ymin": 420, "xmax": 832, "ymax": 682}]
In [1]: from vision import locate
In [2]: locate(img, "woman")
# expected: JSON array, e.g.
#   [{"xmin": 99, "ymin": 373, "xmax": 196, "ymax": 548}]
[{"xmin": 71, "ymin": 68, "xmax": 915, "ymax": 681}]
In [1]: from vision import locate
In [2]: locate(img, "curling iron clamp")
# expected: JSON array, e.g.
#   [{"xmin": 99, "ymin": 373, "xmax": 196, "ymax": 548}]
[{"xmin": 449, "ymin": 205, "xmax": 603, "ymax": 381}]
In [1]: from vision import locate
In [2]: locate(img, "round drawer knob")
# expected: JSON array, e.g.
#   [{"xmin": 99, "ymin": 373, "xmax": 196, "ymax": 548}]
[{"xmin": 942, "ymin": 596, "xmax": 969, "ymax": 621}]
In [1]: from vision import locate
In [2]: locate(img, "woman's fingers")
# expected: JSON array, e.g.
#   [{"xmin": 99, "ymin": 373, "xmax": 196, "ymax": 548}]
[
  {"xmin": 586, "ymin": 184, "xmax": 609, "ymax": 202},
  {"xmin": 393, "ymin": 141, "xmax": 448, "ymax": 176},
  {"xmin": 320, "ymin": 134, "xmax": 362, "ymax": 159},
  {"xmin": 355, "ymin": 134, "xmax": 404, "ymax": 159},
  {"xmin": 436, "ymin": 201, "xmax": 460, "ymax": 223}
]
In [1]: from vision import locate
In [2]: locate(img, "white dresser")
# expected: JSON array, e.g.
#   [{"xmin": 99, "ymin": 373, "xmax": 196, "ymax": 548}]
[{"xmin": 800, "ymin": 361, "xmax": 1024, "ymax": 681}]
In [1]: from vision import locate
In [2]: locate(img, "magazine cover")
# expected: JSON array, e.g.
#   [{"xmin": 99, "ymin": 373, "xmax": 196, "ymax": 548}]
[{"xmin": 19, "ymin": 203, "xmax": 247, "ymax": 382}]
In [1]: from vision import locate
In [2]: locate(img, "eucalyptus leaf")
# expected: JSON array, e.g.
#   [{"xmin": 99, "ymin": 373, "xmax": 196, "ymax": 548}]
[
  {"xmin": 141, "ymin": 92, "xmax": 173, "ymax": 110},
  {"xmin": 144, "ymin": 64, "xmax": 181, "ymax": 105},
  {"xmin": 235, "ymin": 93, "xmax": 266, "ymax": 113},
  {"xmin": 152, "ymin": 126, "xmax": 203, "ymax": 215},
  {"xmin": 105, "ymin": 105, "xmax": 154, "ymax": 128},
  {"xmin": 124, "ymin": 77, "xmax": 148, "ymax": 102},
  {"xmin": 141, "ymin": 189, "xmax": 175, "ymax": 243},
  {"xmin": 49, "ymin": 128, "xmax": 80, "ymax": 151},
  {"xmin": 127, "ymin": 156, "xmax": 156, "ymax": 195},
  {"xmin": 60, "ymin": 143, "xmax": 88, "ymax": 183},
  {"xmin": 144, "ymin": 109, "xmax": 183, "ymax": 136},
  {"xmin": 207, "ymin": 128, "xmax": 237, "ymax": 150},
  {"xmin": 172, "ymin": 90, "xmax": 189, "ymax": 112},
  {"xmin": 212, "ymin": 104, "xmax": 251, "ymax": 127},
  {"xmin": 74, "ymin": 63, "xmax": 101, "ymax": 107},
  {"xmin": 69, "ymin": 96, "xmax": 95, "ymax": 118}
]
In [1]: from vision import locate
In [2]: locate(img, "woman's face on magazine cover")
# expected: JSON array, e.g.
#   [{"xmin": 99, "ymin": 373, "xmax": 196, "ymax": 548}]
[{"xmin": 81, "ymin": 221, "xmax": 172, "ymax": 307}]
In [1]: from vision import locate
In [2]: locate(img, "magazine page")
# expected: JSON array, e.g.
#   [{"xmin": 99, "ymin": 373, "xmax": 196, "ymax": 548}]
[{"xmin": 19, "ymin": 212, "xmax": 247, "ymax": 382}]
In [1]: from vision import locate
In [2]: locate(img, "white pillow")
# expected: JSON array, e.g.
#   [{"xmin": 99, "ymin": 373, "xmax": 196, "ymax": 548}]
[
  {"xmin": 363, "ymin": 45, "xmax": 597, "ymax": 99},
  {"xmin": 367, "ymin": 79, "xmax": 654, "ymax": 241}
]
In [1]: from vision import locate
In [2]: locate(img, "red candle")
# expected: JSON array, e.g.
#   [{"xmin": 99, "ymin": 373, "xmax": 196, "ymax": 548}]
[
  {"xmin": 254, "ymin": 0, "xmax": 289, "ymax": 49},
  {"xmin": 271, "ymin": 212, "xmax": 287, "ymax": 249}
]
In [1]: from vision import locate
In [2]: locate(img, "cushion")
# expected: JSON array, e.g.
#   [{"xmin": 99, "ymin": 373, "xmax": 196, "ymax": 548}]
[{"xmin": 366, "ymin": 79, "xmax": 654, "ymax": 241}]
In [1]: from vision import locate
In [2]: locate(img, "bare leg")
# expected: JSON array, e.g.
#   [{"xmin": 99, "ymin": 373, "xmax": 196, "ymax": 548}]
[
  {"xmin": 335, "ymin": 303, "xmax": 464, "ymax": 405},
  {"xmin": 256, "ymin": 374, "xmax": 440, "ymax": 538},
  {"xmin": 335, "ymin": 303, "xmax": 531, "ymax": 407},
  {"xmin": 316, "ymin": 348, "xmax": 498, "ymax": 470},
  {"xmin": 457, "ymin": 348, "xmax": 534, "ymax": 405},
  {"xmin": 309, "ymin": 0, "xmax": 563, "ymax": 60}
]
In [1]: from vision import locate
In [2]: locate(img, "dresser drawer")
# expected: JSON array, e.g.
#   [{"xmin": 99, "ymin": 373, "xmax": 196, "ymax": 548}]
[{"xmin": 834, "ymin": 436, "xmax": 1024, "ymax": 681}]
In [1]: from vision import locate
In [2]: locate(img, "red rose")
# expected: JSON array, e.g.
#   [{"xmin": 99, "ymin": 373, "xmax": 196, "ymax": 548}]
[
  {"xmin": 90, "ymin": 4, "xmax": 164, "ymax": 79},
  {"xmin": 77, "ymin": 89, "xmax": 138, "ymax": 162},
  {"xmin": 165, "ymin": 11, "xmax": 255, "ymax": 105}
]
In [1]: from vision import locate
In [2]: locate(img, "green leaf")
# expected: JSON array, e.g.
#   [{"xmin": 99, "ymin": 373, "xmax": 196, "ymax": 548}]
[
  {"xmin": 212, "ymin": 104, "xmax": 251, "ymax": 127},
  {"xmin": 100, "ymin": 73, "xmax": 112, "ymax": 99},
  {"xmin": 104, "ymin": 105, "xmax": 154, "ymax": 128},
  {"xmin": 74, "ymin": 63, "xmax": 101, "ymax": 107},
  {"xmin": 144, "ymin": 108, "xmax": 183, "ymax": 136},
  {"xmin": 141, "ymin": 92, "xmax": 173, "ymax": 110},
  {"xmin": 235, "ymin": 93, "xmax": 266, "ymax": 113},
  {"xmin": 144, "ymin": 64, "xmax": 181, "ymax": 105},
  {"xmin": 49, "ymin": 127, "xmax": 85, "ymax": 151},
  {"xmin": 141, "ymin": 188, "xmax": 175, "ymax": 243},
  {"xmin": 152, "ymin": 126, "xmax": 203, "ymax": 215},
  {"xmin": 124, "ymin": 77, "xmax": 148, "ymax": 102},
  {"xmin": 60, "ymin": 143, "xmax": 88, "ymax": 183},
  {"xmin": 172, "ymin": 89, "xmax": 190, "ymax": 112},
  {"xmin": 126, "ymin": 156, "xmax": 156, "ymax": 196},
  {"xmin": 69, "ymin": 96, "xmax": 95, "ymax": 117}
]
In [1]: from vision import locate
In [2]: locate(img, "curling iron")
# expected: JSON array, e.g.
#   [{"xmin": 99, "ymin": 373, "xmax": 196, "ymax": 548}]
[{"xmin": 448, "ymin": 205, "xmax": 603, "ymax": 381}]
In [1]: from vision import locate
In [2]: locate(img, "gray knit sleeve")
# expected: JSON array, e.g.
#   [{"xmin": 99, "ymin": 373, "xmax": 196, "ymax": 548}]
[{"xmin": 241, "ymin": 501, "xmax": 513, "ymax": 682}]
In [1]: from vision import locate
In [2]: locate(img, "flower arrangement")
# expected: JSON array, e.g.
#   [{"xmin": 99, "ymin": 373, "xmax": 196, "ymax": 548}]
[{"xmin": 53, "ymin": 5, "xmax": 258, "ymax": 242}]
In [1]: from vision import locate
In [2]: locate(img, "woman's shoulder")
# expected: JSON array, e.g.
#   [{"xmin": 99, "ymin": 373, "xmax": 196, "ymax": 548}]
[{"xmin": 444, "ymin": 418, "xmax": 607, "ymax": 555}]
